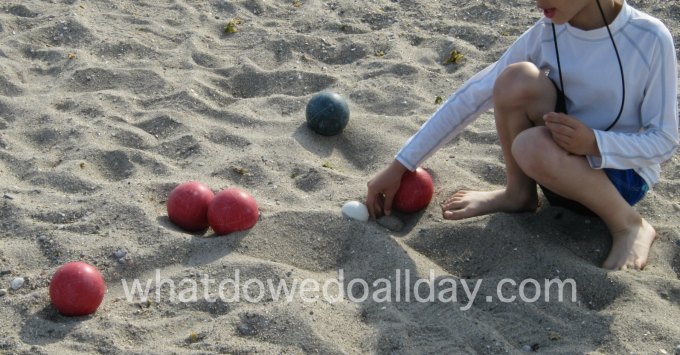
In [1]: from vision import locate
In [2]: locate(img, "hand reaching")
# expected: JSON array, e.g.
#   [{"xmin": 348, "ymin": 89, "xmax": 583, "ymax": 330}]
[{"xmin": 366, "ymin": 160, "xmax": 408, "ymax": 218}]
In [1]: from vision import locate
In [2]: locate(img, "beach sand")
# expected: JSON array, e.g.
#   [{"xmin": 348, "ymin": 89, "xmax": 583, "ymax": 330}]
[{"xmin": 1, "ymin": 0, "xmax": 679, "ymax": 353}]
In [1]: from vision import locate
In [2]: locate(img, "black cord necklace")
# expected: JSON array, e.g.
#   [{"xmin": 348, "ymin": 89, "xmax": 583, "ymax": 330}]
[{"xmin": 551, "ymin": 0, "xmax": 625, "ymax": 131}]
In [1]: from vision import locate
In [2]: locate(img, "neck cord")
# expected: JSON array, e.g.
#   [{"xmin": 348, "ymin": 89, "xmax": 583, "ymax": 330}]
[
  {"xmin": 551, "ymin": 23, "xmax": 566, "ymax": 109},
  {"xmin": 551, "ymin": 0, "xmax": 625, "ymax": 131}
]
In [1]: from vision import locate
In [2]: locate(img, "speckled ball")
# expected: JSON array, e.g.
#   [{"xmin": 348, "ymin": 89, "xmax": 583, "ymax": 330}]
[{"xmin": 305, "ymin": 92, "xmax": 350, "ymax": 136}]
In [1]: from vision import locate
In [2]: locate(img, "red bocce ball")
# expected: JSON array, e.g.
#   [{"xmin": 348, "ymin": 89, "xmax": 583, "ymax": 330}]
[
  {"xmin": 167, "ymin": 181, "xmax": 215, "ymax": 231},
  {"xmin": 49, "ymin": 262, "xmax": 106, "ymax": 316},
  {"xmin": 208, "ymin": 188, "xmax": 259, "ymax": 235},
  {"xmin": 394, "ymin": 167, "xmax": 434, "ymax": 213}
]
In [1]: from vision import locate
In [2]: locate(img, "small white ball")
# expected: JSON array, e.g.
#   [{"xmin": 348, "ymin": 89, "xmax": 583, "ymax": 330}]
[{"xmin": 341, "ymin": 201, "xmax": 369, "ymax": 222}]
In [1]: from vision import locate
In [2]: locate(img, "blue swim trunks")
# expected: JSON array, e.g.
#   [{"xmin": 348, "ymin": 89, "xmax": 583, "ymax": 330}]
[
  {"xmin": 539, "ymin": 168, "xmax": 648, "ymax": 216},
  {"xmin": 603, "ymin": 168, "xmax": 649, "ymax": 205}
]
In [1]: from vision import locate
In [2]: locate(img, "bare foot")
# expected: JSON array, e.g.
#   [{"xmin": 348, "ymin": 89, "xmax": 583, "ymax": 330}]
[
  {"xmin": 440, "ymin": 189, "xmax": 537, "ymax": 220},
  {"xmin": 602, "ymin": 218, "xmax": 657, "ymax": 270}
]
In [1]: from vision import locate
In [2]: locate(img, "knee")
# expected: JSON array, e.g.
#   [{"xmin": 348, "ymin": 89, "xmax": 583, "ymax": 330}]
[
  {"xmin": 511, "ymin": 127, "xmax": 560, "ymax": 180},
  {"xmin": 493, "ymin": 62, "xmax": 542, "ymax": 108}
]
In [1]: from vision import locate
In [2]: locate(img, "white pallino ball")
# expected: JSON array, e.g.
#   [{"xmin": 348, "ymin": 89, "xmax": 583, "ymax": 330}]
[{"xmin": 341, "ymin": 201, "xmax": 369, "ymax": 222}]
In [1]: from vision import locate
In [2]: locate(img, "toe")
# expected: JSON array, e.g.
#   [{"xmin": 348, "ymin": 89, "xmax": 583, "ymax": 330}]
[
  {"xmin": 443, "ymin": 207, "xmax": 475, "ymax": 220},
  {"xmin": 442, "ymin": 200, "xmax": 467, "ymax": 211},
  {"xmin": 602, "ymin": 256, "xmax": 620, "ymax": 270},
  {"xmin": 443, "ymin": 195, "xmax": 464, "ymax": 205},
  {"xmin": 443, "ymin": 210, "xmax": 463, "ymax": 220}
]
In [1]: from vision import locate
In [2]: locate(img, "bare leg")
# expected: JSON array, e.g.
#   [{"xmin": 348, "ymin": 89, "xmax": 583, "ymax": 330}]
[
  {"xmin": 442, "ymin": 62, "xmax": 557, "ymax": 220},
  {"xmin": 512, "ymin": 127, "xmax": 656, "ymax": 270}
]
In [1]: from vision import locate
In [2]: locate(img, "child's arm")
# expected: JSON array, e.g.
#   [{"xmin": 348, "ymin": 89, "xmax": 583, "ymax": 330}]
[
  {"xmin": 394, "ymin": 22, "xmax": 545, "ymax": 172},
  {"xmin": 586, "ymin": 28, "xmax": 679, "ymax": 171},
  {"xmin": 365, "ymin": 21, "xmax": 546, "ymax": 218}
]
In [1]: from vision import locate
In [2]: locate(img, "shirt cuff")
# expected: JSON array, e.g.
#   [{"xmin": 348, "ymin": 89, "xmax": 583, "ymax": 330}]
[
  {"xmin": 586, "ymin": 130, "xmax": 605, "ymax": 169},
  {"xmin": 395, "ymin": 154, "xmax": 417, "ymax": 172}
]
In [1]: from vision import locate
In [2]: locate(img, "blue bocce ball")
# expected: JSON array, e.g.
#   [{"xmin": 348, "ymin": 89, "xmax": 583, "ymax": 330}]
[{"xmin": 305, "ymin": 92, "xmax": 350, "ymax": 136}]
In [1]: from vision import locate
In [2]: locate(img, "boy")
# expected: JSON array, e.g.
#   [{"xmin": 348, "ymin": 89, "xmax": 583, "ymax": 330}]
[{"xmin": 365, "ymin": 0, "xmax": 679, "ymax": 270}]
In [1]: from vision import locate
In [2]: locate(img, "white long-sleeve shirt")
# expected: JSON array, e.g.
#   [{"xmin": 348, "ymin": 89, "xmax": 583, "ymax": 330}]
[{"xmin": 396, "ymin": 2, "xmax": 679, "ymax": 186}]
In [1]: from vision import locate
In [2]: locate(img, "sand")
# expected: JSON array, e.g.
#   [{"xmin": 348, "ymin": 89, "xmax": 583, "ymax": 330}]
[{"xmin": 1, "ymin": 0, "xmax": 679, "ymax": 353}]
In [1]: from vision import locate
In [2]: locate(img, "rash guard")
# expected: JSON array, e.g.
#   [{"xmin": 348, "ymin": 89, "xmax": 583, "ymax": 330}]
[{"xmin": 395, "ymin": 1, "xmax": 679, "ymax": 186}]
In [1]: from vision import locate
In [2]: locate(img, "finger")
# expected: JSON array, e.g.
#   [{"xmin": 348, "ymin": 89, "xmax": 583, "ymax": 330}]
[
  {"xmin": 544, "ymin": 111, "xmax": 570, "ymax": 121},
  {"xmin": 544, "ymin": 121, "xmax": 563, "ymax": 134},
  {"xmin": 383, "ymin": 190, "xmax": 396, "ymax": 216},
  {"xmin": 556, "ymin": 115, "xmax": 583, "ymax": 130},
  {"xmin": 543, "ymin": 112, "xmax": 567, "ymax": 125},
  {"xmin": 551, "ymin": 131, "xmax": 571, "ymax": 142},
  {"xmin": 543, "ymin": 112, "xmax": 559, "ymax": 121},
  {"xmin": 545, "ymin": 112, "xmax": 581, "ymax": 130},
  {"xmin": 546, "ymin": 121, "xmax": 575, "ymax": 136},
  {"xmin": 546, "ymin": 112, "xmax": 569, "ymax": 123},
  {"xmin": 365, "ymin": 191, "xmax": 376, "ymax": 218},
  {"xmin": 364, "ymin": 186, "xmax": 375, "ymax": 218},
  {"xmin": 560, "ymin": 115, "xmax": 581, "ymax": 127},
  {"xmin": 553, "ymin": 137, "xmax": 571, "ymax": 150},
  {"xmin": 545, "ymin": 125, "xmax": 564, "ymax": 142},
  {"xmin": 548, "ymin": 133, "xmax": 569, "ymax": 148},
  {"xmin": 373, "ymin": 196, "xmax": 383, "ymax": 218}
]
